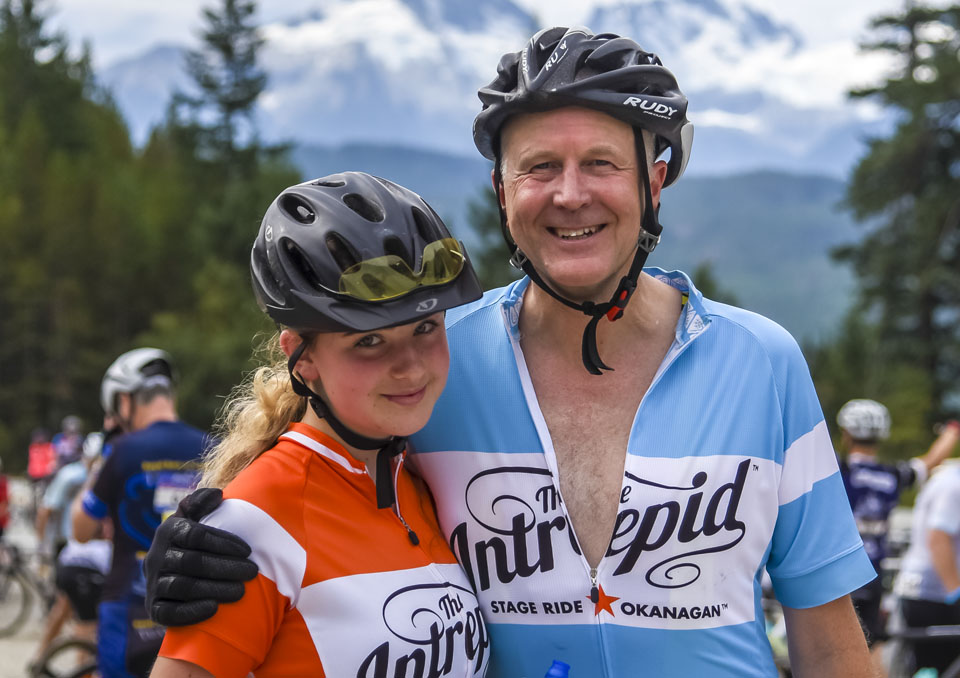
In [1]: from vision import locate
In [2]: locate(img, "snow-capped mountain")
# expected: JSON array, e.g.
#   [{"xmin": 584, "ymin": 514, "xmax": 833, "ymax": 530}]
[{"xmin": 100, "ymin": 0, "xmax": 886, "ymax": 177}]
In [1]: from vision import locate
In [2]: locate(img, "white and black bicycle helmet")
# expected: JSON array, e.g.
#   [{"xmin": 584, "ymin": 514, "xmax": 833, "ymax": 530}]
[
  {"xmin": 473, "ymin": 27, "xmax": 694, "ymax": 375},
  {"xmin": 837, "ymin": 399, "xmax": 891, "ymax": 442},
  {"xmin": 100, "ymin": 348, "xmax": 175, "ymax": 416}
]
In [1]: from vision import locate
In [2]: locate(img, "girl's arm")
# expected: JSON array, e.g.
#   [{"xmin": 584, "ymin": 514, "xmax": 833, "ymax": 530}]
[{"xmin": 151, "ymin": 657, "xmax": 214, "ymax": 678}]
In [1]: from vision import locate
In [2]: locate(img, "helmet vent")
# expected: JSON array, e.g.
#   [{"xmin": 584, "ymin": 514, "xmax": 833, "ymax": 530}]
[
  {"xmin": 383, "ymin": 236, "xmax": 412, "ymax": 269},
  {"xmin": 313, "ymin": 179, "xmax": 345, "ymax": 188},
  {"xmin": 342, "ymin": 193, "xmax": 384, "ymax": 223},
  {"xmin": 279, "ymin": 194, "xmax": 316, "ymax": 224},
  {"xmin": 251, "ymin": 245, "xmax": 284, "ymax": 304},
  {"xmin": 282, "ymin": 239, "xmax": 326, "ymax": 291},
  {"xmin": 411, "ymin": 206, "xmax": 441, "ymax": 243},
  {"xmin": 325, "ymin": 233, "xmax": 359, "ymax": 272}
]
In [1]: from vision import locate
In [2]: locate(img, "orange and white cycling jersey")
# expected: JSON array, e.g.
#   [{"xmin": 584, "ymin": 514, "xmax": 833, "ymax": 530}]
[{"xmin": 159, "ymin": 423, "xmax": 490, "ymax": 677}]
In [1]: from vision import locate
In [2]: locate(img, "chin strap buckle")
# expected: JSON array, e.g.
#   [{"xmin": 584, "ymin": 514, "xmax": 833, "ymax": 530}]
[
  {"xmin": 509, "ymin": 249, "xmax": 528, "ymax": 270},
  {"xmin": 638, "ymin": 229, "xmax": 660, "ymax": 254},
  {"xmin": 605, "ymin": 278, "xmax": 637, "ymax": 322}
]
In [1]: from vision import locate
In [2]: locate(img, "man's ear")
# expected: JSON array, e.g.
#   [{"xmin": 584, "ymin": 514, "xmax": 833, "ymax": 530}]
[
  {"xmin": 491, "ymin": 169, "xmax": 507, "ymax": 211},
  {"xmin": 649, "ymin": 160, "xmax": 668, "ymax": 209}
]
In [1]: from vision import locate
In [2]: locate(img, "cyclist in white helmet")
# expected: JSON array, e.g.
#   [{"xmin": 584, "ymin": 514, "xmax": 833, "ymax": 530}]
[
  {"xmin": 837, "ymin": 399, "xmax": 960, "ymax": 671},
  {"xmin": 71, "ymin": 348, "xmax": 210, "ymax": 678}
]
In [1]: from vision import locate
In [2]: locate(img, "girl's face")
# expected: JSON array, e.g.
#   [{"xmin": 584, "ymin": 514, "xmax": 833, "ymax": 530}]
[{"xmin": 283, "ymin": 313, "xmax": 449, "ymax": 440}]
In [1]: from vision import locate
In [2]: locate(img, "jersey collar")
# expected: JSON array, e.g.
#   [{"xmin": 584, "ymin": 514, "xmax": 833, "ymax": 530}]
[
  {"xmin": 500, "ymin": 267, "xmax": 711, "ymax": 346},
  {"xmin": 280, "ymin": 422, "xmax": 368, "ymax": 476}
]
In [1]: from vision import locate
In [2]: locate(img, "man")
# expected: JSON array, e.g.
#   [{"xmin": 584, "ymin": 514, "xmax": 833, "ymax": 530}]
[
  {"xmin": 837, "ymin": 400, "xmax": 959, "ymax": 652},
  {"xmin": 72, "ymin": 348, "xmax": 208, "ymax": 678},
  {"xmin": 29, "ymin": 432, "xmax": 113, "ymax": 676},
  {"xmin": 144, "ymin": 28, "xmax": 876, "ymax": 677},
  {"xmin": 893, "ymin": 443, "xmax": 960, "ymax": 674},
  {"xmin": 31, "ymin": 436, "xmax": 98, "ymax": 673}
]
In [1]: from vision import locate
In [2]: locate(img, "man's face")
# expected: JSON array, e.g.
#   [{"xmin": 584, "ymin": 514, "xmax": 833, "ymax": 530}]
[{"xmin": 498, "ymin": 106, "xmax": 666, "ymax": 301}]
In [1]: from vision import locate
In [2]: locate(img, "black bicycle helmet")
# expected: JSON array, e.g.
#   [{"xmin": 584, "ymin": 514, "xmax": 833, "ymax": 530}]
[
  {"xmin": 474, "ymin": 26, "xmax": 693, "ymax": 187},
  {"xmin": 251, "ymin": 172, "xmax": 482, "ymax": 333},
  {"xmin": 473, "ymin": 27, "xmax": 694, "ymax": 375},
  {"xmin": 250, "ymin": 172, "xmax": 483, "ymax": 512}
]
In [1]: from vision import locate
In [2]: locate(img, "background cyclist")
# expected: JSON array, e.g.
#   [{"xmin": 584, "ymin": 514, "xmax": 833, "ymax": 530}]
[
  {"xmin": 71, "ymin": 349, "xmax": 209, "ymax": 678},
  {"xmin": 28, "ymin": 434, "xmax": 112, "ymax": 676},
  {"xmin": 892, "ymin": 419, "xmax": 960, "ymax": 674},
  {"xmin": 837, "ymin": 400, "xmax": 960, "ymax": 672}
]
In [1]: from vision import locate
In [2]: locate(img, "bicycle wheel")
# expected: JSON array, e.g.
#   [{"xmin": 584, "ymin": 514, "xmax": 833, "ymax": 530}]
[
  {"xmin": 59, "ymin": 660, "xmax": 98, "ymax": 678},
  {"xmin": 0, "ymin": 567, "xmax": 34, "ymax": 637},
  {"xmin": 31, "ymin": 636, "xmax": 98, "ymax": 678}
]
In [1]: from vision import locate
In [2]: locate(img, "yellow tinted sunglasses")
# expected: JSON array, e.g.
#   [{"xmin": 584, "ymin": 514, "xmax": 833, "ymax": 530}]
[{"xmin": 338, "ymin": 238, "xmax": 466, "ymax": 301}]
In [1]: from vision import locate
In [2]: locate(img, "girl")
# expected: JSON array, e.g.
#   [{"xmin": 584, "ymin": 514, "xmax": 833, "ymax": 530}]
[{"xmin": 151, "ymin": 172, "xmax": 488, "ymax": 677}]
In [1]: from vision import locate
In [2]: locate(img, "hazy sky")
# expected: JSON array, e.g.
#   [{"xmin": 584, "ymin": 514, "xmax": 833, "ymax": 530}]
[{"xmin": 48, "ymin": 0, "xmax": 905, "ymax": 70}]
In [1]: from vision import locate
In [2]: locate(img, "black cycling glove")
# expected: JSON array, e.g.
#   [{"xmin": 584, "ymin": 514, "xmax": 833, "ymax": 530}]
[{"xmin": 144, "ymin": 487, "xmax": 258, "ymax": 626}]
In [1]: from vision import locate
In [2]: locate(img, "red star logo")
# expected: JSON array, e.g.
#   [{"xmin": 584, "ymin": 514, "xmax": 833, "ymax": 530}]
[{"xmin": 587, "ymin": 585, "xmax": 619, "ymax": 617}]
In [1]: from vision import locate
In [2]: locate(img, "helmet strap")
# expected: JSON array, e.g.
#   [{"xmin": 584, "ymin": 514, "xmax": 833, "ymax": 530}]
[
  {"xmin": 492, "ymin": 130, "xmax": 663, "ymax": 375},
  {"xmin": 287, "ymin": 339, "xmax": 404, "ymax": 508}
]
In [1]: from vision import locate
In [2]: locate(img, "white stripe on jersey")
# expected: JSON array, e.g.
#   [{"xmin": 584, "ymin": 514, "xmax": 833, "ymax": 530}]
[
  {"xmin": 280, "ymin": 431, "xmax": 367, "ymax": 475},
  {"xmin": 203, "ymin": 498, "xmax": 306, "ymax": 606},
  {"xmin": 778, "ymin": 420, "xmax": 840, "ymax": 506}
]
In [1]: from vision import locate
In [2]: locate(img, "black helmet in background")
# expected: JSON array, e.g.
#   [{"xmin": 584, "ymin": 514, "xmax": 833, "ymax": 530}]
[
  {"xmin": 250, "ymin": 172, "xmax": 483, "ymax": 333},
  {"xmin": 473, "ymin": 26, "xmax": 694, "ymax": 187}
]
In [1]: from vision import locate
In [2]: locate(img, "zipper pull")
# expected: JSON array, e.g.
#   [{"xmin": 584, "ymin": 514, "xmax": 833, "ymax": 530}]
[
  {"xmin": 406, "ymin": 526, "xmax": 420, "ymax": 546},
  {"xmin": 590, "ymin": 567, "xmax": 599, "ymax": 603}
]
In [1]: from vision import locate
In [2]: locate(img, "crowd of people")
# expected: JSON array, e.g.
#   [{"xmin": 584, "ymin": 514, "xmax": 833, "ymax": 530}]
[{"xmin": 1, "ymin": 24, "xmax": 958, "ymax": 678}]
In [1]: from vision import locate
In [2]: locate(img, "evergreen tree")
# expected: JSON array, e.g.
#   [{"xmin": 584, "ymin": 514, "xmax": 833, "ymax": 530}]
[
  {"xmin": 174, "ymin": 0, "xmax": 266, "ymax": 167},
  {"xmin": 0, "ymin": 0, "xmax": 141, "ymax": 465},
  {"xmin": 837, "ymin": 4, "xmax": 960, "ymax": 422},
  {"xmin": 465, "ymin": 186, "xmax": 522, "ymax": 290},
  {"xmin": 140, "ymin": 0, "xmax": 299, "ymax": 429}
]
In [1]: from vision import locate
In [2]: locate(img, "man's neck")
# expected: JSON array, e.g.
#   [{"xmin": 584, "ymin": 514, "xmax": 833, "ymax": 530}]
[
  {"xmin": 848, "ymin": 445, "xmax": 878, "ymax": 459},
  {"xmin": 131, "ymin": 399, "xmax": 178, "ymax": 432},
  {"xmin": 518, "ymin": 272, "xmax": 683, "ymax": 369}
]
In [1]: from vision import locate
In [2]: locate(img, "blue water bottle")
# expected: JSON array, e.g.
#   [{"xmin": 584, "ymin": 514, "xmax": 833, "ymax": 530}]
[{"xmin": 544, "ymin": 660, "xmax": 570, "ymax": 677}]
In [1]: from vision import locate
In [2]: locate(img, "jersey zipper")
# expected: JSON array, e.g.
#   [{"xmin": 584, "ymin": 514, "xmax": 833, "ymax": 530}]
[{"xmin": 392, "ymin": 453, "xmax": 420, "ymax": 546}]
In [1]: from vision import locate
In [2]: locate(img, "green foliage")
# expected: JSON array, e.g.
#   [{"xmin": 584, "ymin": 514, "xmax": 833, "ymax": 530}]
[
  {"xmin": 834, "ymin": 3, "xmax": 960, "ymax": 423},
  {"xmin": 137, "ymin": 259, "xmax": 275, "ymax": 428},
  {"xmin": 465, "ymin": 186, "xmax": 521, "ymax": 290},
  {"xmin": 173, "ymin": 0, "xmax": 266, "ymax": 164},
  {"xmin": 690, "ymin": 262, "xmax": 739, "ymax": 306},
  {"xmin": 0, "ymin": 0, "xmax": 299, "ymax": 470},
  {"xmin": 807, "ymin": 312, "xmax": 934, "ymax": 461}
]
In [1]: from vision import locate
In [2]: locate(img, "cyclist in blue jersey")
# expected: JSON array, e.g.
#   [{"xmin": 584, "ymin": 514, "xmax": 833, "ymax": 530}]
[
  {"xmin": 142, "ymin": 27, "xmax": 877, "ymax": 677},
  {"xmin": 837, "ymin": 400, "xmax": 959, "ymax": 655},
  {"xmin": 71, "ymin": 349, "xmax": 209, "ymax": 678}
]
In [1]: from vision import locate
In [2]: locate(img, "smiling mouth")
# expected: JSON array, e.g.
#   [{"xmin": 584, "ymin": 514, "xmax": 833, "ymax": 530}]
[
  {"xmin": 549, "ymin": 224, "xmax": 605, "ymax": 240},
  {"xmin": 383, "ymin": 386, "xmax": 427, "ymax": 405}
]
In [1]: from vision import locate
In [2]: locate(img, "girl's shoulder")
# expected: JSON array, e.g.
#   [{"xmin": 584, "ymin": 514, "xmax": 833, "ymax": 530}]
[{"xmin": 220, "ymin": 441, "xmax": 312, "ymax": 518}]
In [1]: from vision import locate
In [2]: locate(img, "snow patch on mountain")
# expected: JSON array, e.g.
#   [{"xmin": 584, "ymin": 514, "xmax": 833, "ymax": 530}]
[{"xmin": 98, "ymin": 0, "xmax": 891, "ymax": 177}]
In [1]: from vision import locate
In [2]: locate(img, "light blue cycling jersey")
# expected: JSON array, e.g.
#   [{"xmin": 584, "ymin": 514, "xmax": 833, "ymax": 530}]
[{"xmin": 410, "ymin": 270, "xmax": 876, "ymax": 678}]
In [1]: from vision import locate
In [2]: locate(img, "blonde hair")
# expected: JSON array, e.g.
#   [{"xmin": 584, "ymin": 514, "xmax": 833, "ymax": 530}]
[{"xmin": 200, "ymin": 334, "xmax": 307, "ymax": 489}]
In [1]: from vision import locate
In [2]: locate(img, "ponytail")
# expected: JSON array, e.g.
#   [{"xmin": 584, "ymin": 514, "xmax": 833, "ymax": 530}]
[{"xmin": 200, "ymin": 334, "xmax": 307, "ymax": 489}]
